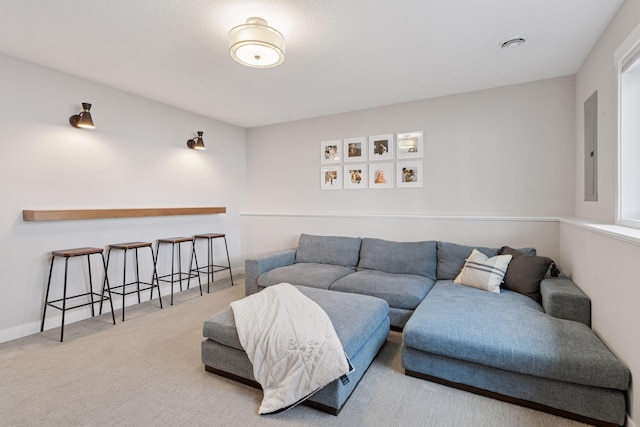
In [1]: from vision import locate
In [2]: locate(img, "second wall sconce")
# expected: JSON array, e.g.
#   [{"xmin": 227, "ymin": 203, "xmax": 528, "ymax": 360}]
[
  {"xmin": 186, "ymin": 131, "xmax": 206, "ymax": 150},
  {"xmin": 69, "ymin": 103, "xmax": 95, "ymax": 129}
]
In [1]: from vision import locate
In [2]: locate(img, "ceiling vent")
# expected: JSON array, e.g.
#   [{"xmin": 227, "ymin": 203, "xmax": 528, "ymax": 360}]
[{"xmin": 499, "ymin": 35, "xmax": 527, "ymax": 49}]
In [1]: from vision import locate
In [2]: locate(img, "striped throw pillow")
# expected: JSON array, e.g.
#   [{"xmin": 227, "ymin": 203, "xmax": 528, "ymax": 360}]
[{"xmin": 453, "ymin": 249, "xmax": 512, "ymax": 293}]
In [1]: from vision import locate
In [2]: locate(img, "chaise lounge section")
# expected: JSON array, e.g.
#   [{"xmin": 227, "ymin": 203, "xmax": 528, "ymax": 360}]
[{"xmin": 402, "ymin": 280, "xmax": 629, "ymax": 426}]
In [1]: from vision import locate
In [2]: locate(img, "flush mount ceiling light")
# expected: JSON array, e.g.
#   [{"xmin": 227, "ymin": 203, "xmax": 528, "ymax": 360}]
[
  {"xmin": 186, "ymin": 131, "xmax": 206, "ymax": 150},
  {"xmin": 69, "ymin": 102, "xmax": 95, "ymax": 129},
  {"xmin": 229, "ymin": 17, "xmax": 285, "ymax": 68},
  {"xmin": 499, "ymin": 34, "xmax": 527, "ymax": 49}
]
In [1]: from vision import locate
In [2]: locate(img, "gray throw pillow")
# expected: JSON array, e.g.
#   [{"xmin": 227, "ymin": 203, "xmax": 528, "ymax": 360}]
[
  {"xmin": 295, "ymin": 234, "xmax": 362, "ymax": 268},
  {"xmin": 357, "ymin": 238, "xmax": 437, "ymax": 279},
  {"xmin": 498, "ymin": 246, "xmax": 554, "ymax": 303}
]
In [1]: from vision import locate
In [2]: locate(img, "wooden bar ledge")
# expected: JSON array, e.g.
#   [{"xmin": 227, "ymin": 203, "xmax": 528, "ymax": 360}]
[{"xmin": 22, "ymin": 207, "xmax": 226, "ymax": 222}]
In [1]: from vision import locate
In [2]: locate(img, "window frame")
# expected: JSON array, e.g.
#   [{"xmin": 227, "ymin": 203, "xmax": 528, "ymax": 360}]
[{"xmin": 615, "ymin": 25, "xmax": 640, "ymax": 230}]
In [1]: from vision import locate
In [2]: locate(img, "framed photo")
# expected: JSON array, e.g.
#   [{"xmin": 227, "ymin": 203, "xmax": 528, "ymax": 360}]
[
  {"xmin": 396, "ymin": 131, "xmax": 424, "ymax": 159},
  {"xmin": 321, "ymin": 140, "xmax": 342, "ymax": 164},
  {"xmin": 396, "ymin": 161, "xmax": 423, "ymax": 188},
  {"xmin": 343, "ymin": 137, "xmax": 367, "ymax": 162},
  {"xmin": 369, "ymin": 162, "xmax": 394, "ymax": 189},
  {"xmin": 320, "ymin": 166, "xmax": 342, "ymax": 190},
  {"xmin": 368, "ymin": 134, "xmax": 394, "ymax": 161},
  {"xmin": 343, "ymin": 164, "xmax": 367, "ymax": 189}
]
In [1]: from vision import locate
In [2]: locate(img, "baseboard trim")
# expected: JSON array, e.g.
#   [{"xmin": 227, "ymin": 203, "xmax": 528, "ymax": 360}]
[{"xmin": 0, "ymin": 274, "xmax": 242, "ymax": 344}]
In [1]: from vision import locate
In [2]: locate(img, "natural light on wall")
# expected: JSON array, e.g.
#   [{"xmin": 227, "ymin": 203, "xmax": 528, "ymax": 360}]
[{"xmin": 619, "ymin": 45, "xmax": 640, "ymax": 227}]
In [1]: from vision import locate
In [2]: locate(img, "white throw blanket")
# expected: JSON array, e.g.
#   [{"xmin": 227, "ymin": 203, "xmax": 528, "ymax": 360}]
[{"xmin": 230, "ymin": 283, "xmax": 352, "ymax": 414}]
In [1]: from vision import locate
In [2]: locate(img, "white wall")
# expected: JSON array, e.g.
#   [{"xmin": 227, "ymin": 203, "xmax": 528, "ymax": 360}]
[
  {"xmin": 0, "ymin": 54, "xmax": 246, "ymax": 342},
  {"xmin": 243, "ymin": 76, "xmax": 574, "ymax": 258},
  {"xmin": 558, "ymin": 222, "xmax": 639, "ymax": 426},
  {"xmin": 247, "ymin": 76, "xmax": 575, "ymax": 217},
  {"xmin": 567, "ymin": 0, "xmax": 640, "ymax": 424},
  {"xmin": 574, "ymin": 0, "xmax": 640, "ymax": 222}
]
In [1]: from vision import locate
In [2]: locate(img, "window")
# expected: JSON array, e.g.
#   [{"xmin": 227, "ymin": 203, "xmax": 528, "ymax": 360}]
[{"xmin": 618, "ymin": 46, "xmax": 640, "ymax": 227}]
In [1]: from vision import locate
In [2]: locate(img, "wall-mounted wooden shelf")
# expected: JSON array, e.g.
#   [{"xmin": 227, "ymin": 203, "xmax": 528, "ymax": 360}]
[{"xmin": 22, "ymin": 207, "xmax": 226, "ymax": 222}]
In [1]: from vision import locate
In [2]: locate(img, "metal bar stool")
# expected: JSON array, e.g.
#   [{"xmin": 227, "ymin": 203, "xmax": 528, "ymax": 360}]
[
  {"xmin": 41, "ymin": 247, "xmax": 115, "ymax": 342},
  {"xmin": 100, "ymin": 241, "xmax": 162, "ymax": 322},
  {"xmin": 189, "ymin": 233, "xmax": 234, "ymax": 293},
  {"xmin": 155, "ymin": 237, "xmax": 202, "ymax": 305}
]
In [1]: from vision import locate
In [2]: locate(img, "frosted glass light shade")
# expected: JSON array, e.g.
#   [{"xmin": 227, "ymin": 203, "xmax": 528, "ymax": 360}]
[{"xmin": 229, "ymin": 17, "xmax": 285, "ymax": 68}]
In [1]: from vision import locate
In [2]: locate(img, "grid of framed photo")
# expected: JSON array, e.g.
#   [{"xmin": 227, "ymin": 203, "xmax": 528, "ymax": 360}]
[
  {"xmin": 320, "ymin": 131, "xmax": 423, "ymax": 190},
  {"xmin": 396, "ymin": 160, "xmax": 423, "ymax": 188},
  {"xmin": 343, "ymin": 137, "xmax": 367, "ymax": 162},
  {"xmin": 321, "ymin": 140, "xmax": 342, "ymax": 164},
  {"xmin": 344, "ymin": 164, "xmax": 367, "ymax": 189},
  {"xmin": 396, "ymin": 131, "xmax": 424, "ymax": 159},
  {"xmin": 320, "ymin": 165, "xmax": 342, "ymax": 190}
]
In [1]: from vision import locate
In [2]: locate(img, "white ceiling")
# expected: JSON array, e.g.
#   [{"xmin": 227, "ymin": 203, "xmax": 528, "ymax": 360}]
[{"xmin": 0, "ymin": 0, "xmax": 623, "ymax": 128}]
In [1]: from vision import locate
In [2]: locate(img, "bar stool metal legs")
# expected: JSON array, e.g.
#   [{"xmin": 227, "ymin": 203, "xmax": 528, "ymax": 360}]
[
  {"xmin": 190, "ymin": 233, "xmax": 234, "ymax": 293},
  {"xmin": 41, "ymin": 247, "xmax": 115, "ymax": 342},
  {"xmin": 156, "ymin": 237, "xmax": 202, "ymax": 305},
  {"xmin": 101, "ymin": 242, "xmax": 162, "ymax": 321}
]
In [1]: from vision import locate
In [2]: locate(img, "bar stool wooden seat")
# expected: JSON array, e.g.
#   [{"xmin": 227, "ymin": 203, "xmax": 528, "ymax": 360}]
[
  {"xmin": 41, "ymin": 247, "xmax": 115, "ymax": 342},
  {"xmin": 101, "ymin": 241, "xmax": 162, "ymax": 321},
  {"xmin": 156, "ymin": 237, "xmax": 202, "ymax": 305},
  {"xmin": 189, "ymin": 233, "xmax": 234, "ymax": 293}
]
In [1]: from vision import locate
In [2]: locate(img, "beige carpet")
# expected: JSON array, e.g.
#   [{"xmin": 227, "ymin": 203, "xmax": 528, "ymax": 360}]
[{"xmin": 0, "ymin": 277, "xmax": 589, "ymax": 426}]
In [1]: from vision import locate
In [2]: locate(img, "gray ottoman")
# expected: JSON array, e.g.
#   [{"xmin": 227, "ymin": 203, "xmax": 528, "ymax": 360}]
[{"xmin": 201, "ymin": 285, "xmax": 390, "ymax": 415}]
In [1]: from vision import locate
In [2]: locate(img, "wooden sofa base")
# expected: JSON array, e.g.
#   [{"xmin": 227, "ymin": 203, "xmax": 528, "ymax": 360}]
[
  {"xmin": 405, "ymin": 370, "xmax": 620, "ymax": 427},
  {"xmin": 205, "ymin": 365, "xmax": 344, "ymax": 415}
]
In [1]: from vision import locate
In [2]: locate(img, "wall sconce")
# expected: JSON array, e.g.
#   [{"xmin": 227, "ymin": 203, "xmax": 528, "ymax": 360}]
[
  {"xmin": 186, "ymin": 131, "xmax": 206, "ymax": 150},
  {"xmin": 69, "ymin": 103, "xmax": 95, "ymax": 129}
]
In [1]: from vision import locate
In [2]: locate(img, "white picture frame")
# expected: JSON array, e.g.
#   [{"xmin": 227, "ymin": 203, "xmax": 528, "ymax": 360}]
[
  {"xmin": 343, "ymin": 164, "xmax": 367, "ymax": 189},
  {"xmin": 396, "ymin": 160, "xmax": 423, "ymax": 188},
  {"xmin": 320, "ymin": 166, "xmax": 342, "ymax": 190},
  {"xmin": 321, "ymin": 140, "xmax": 342, "ymax": 164},
  {"xmin": 343, "ymin": 136, "xmax": 367, "ymax": 162},
  {"xmin": 368, "ymin": 134, "xmax": 394, "ymax": 161},
  {"xmin": 396, "ymin": 131, "xmax": 424, "ymax": 159},
  {"xmin": 369, "ymin": 162, "xmax": 394, "ymax": 189}
]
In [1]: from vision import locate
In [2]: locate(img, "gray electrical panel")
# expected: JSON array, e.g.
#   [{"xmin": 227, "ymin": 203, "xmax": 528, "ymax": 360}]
[{"xmin": 584, "ymin": 91, "xmax": 598, "ymax": 201}]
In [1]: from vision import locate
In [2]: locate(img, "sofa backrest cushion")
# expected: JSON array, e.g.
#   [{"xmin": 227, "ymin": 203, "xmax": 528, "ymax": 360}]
[
  {"xmin": 295, "ymin": 234, "xmax": 362, "ymax": 268},
  {"xmin": 437, "ymin": 241, "xmax": 536, "ymax": 280},
  {"xmin": 357, "ymin": 238, "xmax": 437, "ymax": 279}
]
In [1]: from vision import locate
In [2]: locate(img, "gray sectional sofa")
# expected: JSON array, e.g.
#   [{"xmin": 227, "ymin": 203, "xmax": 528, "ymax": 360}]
[{"xmin": 244, "ymin": 234, "xmax": 630, "ymax": 426}]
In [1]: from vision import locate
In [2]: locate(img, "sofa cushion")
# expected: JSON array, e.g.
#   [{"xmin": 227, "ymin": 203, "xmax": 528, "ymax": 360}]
[
  {"xmin": 499, "ymin": 246, "xmax": 553, "ymax": 303},
  {"xmin": 453, "ymin": 249, "xmax": 512, "ymax": 293},
  {"xmin": 203, "ymin": 285, "xmax": 389, "ymax": 361},
  {"xmin": 437, "ymin": 241, "xmax": 536, "ymax": 280},
  {"xmin": 357, "ymin": 238, "xmax": 437, "ymax": 279},
  {"xmin": 257, "ymin": 263, "xmax": 355, "ymax": 290},
  {"xmin": 295, "ymin": 234, "xmax": 362, "ymax": 268},
  {"xmin": 403, "ymin": 282, "xmax": 630, "ymax": 390},
  {"xmin": 330, "ymin": 270, "xmax": 435, "ymax": 310}
]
